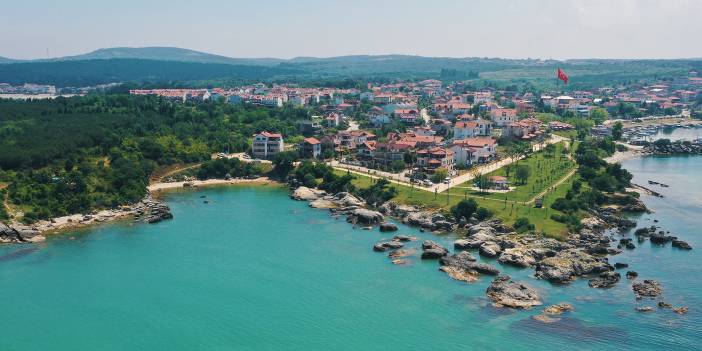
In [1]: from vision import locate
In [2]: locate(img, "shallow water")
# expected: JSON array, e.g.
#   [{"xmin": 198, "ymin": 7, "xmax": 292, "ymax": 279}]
[{"xmin": 0, "ymin": 167, "xmax": 700, "ymax": 350}]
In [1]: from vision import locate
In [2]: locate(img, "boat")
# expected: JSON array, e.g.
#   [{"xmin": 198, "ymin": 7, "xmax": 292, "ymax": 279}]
[
  {"xmin": 660, "ymin": 183, "xmax": 669, "ymax": 188},
  {"xmin": 648, "ymin": 180, "xmax": 660, "ymax": 185}
]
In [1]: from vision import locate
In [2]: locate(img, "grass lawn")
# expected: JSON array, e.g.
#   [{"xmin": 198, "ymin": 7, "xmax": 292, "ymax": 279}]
[
  {"xmin": 336, "ymin": 169, "xmax": 572, "ymax": 239},
  {"xmin": 453, "ymin": 142, "xmax": 577, "ymax": 203}
]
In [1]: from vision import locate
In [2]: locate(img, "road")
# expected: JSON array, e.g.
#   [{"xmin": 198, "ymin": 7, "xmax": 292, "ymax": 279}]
[{"xmin": 331, "ymin": 134, "xmax": 569, "ymax": 194}]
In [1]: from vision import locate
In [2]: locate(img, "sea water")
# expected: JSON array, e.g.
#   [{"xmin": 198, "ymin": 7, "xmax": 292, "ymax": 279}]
[{"xmin": 0, "ymin": 174, "xmax": 700, "ymax": 350}]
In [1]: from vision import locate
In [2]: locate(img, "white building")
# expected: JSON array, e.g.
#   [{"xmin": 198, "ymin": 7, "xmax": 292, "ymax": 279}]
[
  {"xmin": 453, "ymin": 120, "xmax": 492, "ymax": 139},
  {"xmin": 489, "ymin": 108, "xmax": 517, "ymax": 127},
  {"xmin": 252, "ymin": 131, "xmax": 285, "ymax": 159}
]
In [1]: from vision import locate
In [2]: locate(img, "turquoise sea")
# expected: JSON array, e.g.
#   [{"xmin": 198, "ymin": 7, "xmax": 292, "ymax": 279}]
[{"xmin": 1, "ymin": 155, "xmax": 701, "ymax": 350}]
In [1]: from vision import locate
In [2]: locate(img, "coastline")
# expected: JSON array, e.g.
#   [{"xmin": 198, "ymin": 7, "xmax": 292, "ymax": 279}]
[
  {"xmin": 1, "ymin": 177, "xmax": 279, "ymax": 244},
  {"xmin": 147, "ymin": 177, "xmax": 276, "ymax": 193}
]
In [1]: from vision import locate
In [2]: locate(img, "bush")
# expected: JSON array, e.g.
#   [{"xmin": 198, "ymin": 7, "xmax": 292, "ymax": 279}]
[
  {"xmin": 475, "ymin": 207, "xmax": 493, "ymax": 220},
  {"xmin": 513, "ymin": 217, "xmax": 535, "ymax": 233},
  {"xmin": 451, "ymin": 198, "xmax": 478, "ymax": 220}
]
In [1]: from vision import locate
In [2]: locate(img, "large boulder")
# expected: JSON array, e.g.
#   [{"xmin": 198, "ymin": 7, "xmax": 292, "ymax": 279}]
[
  {"xmin": 587, "ymin": 271, "xmax": 621, "ymax": 289},
  {"xmin": 373, "ymin": 240, "xmax": 404, "ymax": 252},
  {"xmin": 633, "ymin": 280, "xmax": 663, "ymax": 299},
  {"xmin": 498, "ymin": 247, "xmax": 538, "ymax": 268},
  {"xmin": 479, "ymin": 241, "xmax": 502, "ymax": 258},
  {"xmin": 440, "ymin": 252, "xmax": 500, "ymax": 275},
  {"xmin": 535, "ymin": 249, "xmax": 613, "ymax": 284},
  {"xmin": 291, "ymin": 186, "xmax": 326, "ymax": 201},
  {"xmin": 379, "ymin": 222, "xmax": 398, "ymax": 232},
  {"xmin": 349, "ymin": 208, "xmax": 384, "ymax": 225},
  {"xmin": 486, "ymin": 275, "xmax": 542, "ymax": 309},
  {"xmin": 420, "ymin": 240, "xmax": 449, "ymax": 259}
]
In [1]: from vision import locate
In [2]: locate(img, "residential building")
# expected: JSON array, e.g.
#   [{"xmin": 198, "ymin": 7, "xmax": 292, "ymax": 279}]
[
  {"xmin": 490, "ymin": 108, "xmax": 517, "ymax": 127},
  {"xmin": 453, "ymin": 119, "xmax": 492, "ymax": 139},
  {"xmin": 450, "ymin": 137, "xmax": 497, "ymax": 166},
  {"xmin": 252, "ymin": 131, "xmax": 284, "ymax": 159},
  {"xmin": 300, "ymin": 137, "xmax": 322, "ymax": 159},
  {"xmin": 416, "ymin": 147, "xmax": 455, "ymax": 173}
]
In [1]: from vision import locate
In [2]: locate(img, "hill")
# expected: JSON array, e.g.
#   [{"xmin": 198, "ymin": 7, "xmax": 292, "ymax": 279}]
[
  {"xmin": 54, "ymin": 47, "xmax": 284, "ymax": 66},
  {"xmin": 0, "ymin": 59, "xmax": 299, "ymax": 87}
]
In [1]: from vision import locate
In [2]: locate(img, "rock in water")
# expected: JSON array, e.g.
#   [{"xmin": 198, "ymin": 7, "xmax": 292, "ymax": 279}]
[
  {"xmin": 486, "ymin": 275, "xmax": 542, "ymax": 309},
  {"xmin": 535, "ymin": 249, "xmax": 613, "ymax": 284},
  {"xmin": 626, "ymin": 271, "xmax": 639, "ymax": 279},
  {"xmin": 479, "ymin": 241, "xmax": 502, "ymax": 258},
  {"xmin": 349, "ymin": 208, "xmax": 384, "ymax": 225},
  {"xmin": 379, "ymin": 222, "xmax": 398, "ymax": 232},
  {"xmin": 420, "ymin": 240, "xmax": 449, "ymax": 259},
  {"xmin": 632, "ymin": 280, "xmax": 663, "ymax": 299},
  {"xmin": 543, "ymin": 303, "xmax": 574, "ymax": 315},
  {"xmin": 372, "ymin": 240, "xmax": 404, "ymax": 252},
  {"xmin": 672, "ymin": 240, "xmax": 692, "ymax": 250},
  {"xmin": 587, "ymin": 271, "xmax": 621, "ymax": 289}
]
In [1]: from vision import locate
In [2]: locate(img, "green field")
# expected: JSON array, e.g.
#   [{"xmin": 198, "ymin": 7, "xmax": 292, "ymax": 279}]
[
  {"xmin": 338, "ymin": 169, "xmax": 573, "ymax": 239},
  {"xmin": 454, "ymin": 142, "xmax": 576, "ymax": 203}
]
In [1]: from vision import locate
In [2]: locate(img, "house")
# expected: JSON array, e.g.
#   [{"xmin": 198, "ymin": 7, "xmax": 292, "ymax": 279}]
[
  {"xmin": 488, "ymin": 176, "xmax": 509, "ymax": 190},
  {"xmin": 548, "ymin": 121, "xmax": 574, "ymax": 130},
  {"xmin": 326, "ymin": 112, "xmax": 342, "ymax": 127},
  {"xmin": 450, "ymin": 137, "xmax": 497, "ymax": 166},
  {"xmin": 336, "ymin": 130, "xmax": 376, "ymax": 150},
  {"xmin": 369, "ymin": 113, "xmax": 391, "ymax": 126},
  {"xmin": 416, "ymin": 147, "xmax": 455, "ymax": 173},
  {"xmin": 356, "ymin": 141, "xmax": 377, "ymax": 160},
  {"xmin": 503, "ymin": 118, "xmax": 543, "ymax": 140},
  {"xmin": 490, "ymin": 108, "xmax": 517, "ymax": 127},
  {"xmin": 252, "ymin": 131, "xmax": 284, "ymax": 159},
  {"xmin": 453, "ymin": 119, "xmax": 492, "ymax": 139},
  {"xmin": 300, "ymin": 137, "xmax": 322, "ymax": 159},
  {"xmin": 373, "ymin": 142, "xmax": 413, "ymax": 166}
]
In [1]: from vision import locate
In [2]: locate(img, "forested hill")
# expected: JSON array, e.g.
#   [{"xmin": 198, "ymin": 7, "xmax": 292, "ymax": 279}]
[
  {"xmin": 0, "ymin": 95, "xmax": 309, "ymax": 222},
  {"xmin": 0, "ymin": 59, "xmax": 300, "ymax": 87}
]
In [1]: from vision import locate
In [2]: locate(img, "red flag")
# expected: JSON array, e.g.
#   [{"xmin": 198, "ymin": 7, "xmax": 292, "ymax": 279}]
[{"xmin": 557, "ymin": 68, "xmax": 569, "ymax": 84}]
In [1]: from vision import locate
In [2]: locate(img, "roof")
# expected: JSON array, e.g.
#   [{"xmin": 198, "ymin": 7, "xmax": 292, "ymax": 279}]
[
  {"xmin": 452, "ymin": 137, "xmax": 497, "ymax": 148},
  {"xmin": 303, "ymin": 137, "xmax": 320, "ymax": 145},
  {"xmin": 258, "ymin": 131, "xmax": 282, "ymax": 138}
]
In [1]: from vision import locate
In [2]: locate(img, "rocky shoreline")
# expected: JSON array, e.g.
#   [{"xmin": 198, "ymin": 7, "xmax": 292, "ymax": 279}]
[
  {"xmin": 290, "ymin": 185, "xmax": 689, "ymax": 313},
  {"xmin": 0, "ymin": 195, "xmax": 173, "ymax": 244}
]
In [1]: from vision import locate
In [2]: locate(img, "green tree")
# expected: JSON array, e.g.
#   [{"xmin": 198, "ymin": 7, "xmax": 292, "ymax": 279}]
[
  {"xmin": 431, "ymin": 167, "xmax": 448, "ymax": 183},
  {"xmin": 451, "ymin": 198, "xmax": 478, "ymax": 220},
  {"xmin": 515, "ymin": 165, "xmax": 531, "ymax": 185},
  {"xmin": 590, "ymin": 108, "xmax": 609, "ymax": 125},
  {"xmin": 612, "ymin": 122, "xmax": 623, "ymax": 141}
]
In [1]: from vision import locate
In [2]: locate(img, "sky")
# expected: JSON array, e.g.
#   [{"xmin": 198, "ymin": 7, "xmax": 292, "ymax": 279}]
[{"xmin": 1, "ymin": 0, "xmax": 701, "ymax": 60}]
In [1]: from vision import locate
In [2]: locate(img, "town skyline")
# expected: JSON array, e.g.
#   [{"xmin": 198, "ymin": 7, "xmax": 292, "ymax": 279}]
[{"xmin": 2, "ymin": 0, "xmax": 701, "ymax": 61}]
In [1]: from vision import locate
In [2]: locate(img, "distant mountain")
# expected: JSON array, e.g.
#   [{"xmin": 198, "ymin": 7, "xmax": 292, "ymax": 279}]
[
  {"xmin": 0, "ymin": 59, "xmax": 300, "ymax": 87},
  {"xmin": 27, "ymin": 47, "xmax": 283, "ymax": 66}
]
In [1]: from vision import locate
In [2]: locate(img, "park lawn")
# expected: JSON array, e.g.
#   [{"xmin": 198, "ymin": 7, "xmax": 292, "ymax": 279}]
[
  {"xmin": 453, "ymin": 142, "xmax": 577, "ymax": 203},
  {"xmin": 337, "ymin": 169, "xmax": 571, "ymax": 239}
]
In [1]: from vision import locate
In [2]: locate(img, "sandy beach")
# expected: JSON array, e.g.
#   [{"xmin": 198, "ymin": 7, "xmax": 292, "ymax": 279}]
[{"xmin": 147, "ymin": 177, "xmax": 276, "ymax": 192}]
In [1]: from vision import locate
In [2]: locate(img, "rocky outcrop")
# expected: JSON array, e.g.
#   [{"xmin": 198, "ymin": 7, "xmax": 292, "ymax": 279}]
[
  {"xmin": 535, "ymin": 249, "xmax": 613, "ymax": 284},
  {"xmin": 498, "ymin": 247, "xmax": 538, "ymax": 268},
  {"xmin": 348, "ymin": 208, "xmax": 384, "ymax": 225},
  {"xmin": 633, "ymin": 280, "xmax": 662, "ymax": 299},
  {"xmin": 587, "ymin": 271, "xmax": 621, "ymax": 289},
  {"xmin": 379, "ymin": 222, "xmax": 398, "ymax": 232},
  {"xmin": 439, "ymin": 251, "xmax": 499, "ymax": 283},
  {"xmin": 373, "ymin": 240, "xmax": 404, "ymax": 252},
  {"xmin": 672, "ymin": 240, "xmax": 692, "ymax": 250},
  {"xmin": 479, "ymin": 241, "xmax": 502, "ymax": 258},
  {"xmin": 439, "ymin": 251, "xmax": 500, "ymax": 275},
  {"xmin": 142, "ymin": 201, "xmax": 173, "ymax": 224},
  {"xmin": 486, "ymin": 275, "xmax": 542, "ymax": 309},
  {"xmin": 290, "ymin": 186, "xmax": 326, "ymax": 201},
  {"xmin": 0, "ymin": 222, "xmax": 41, "ymax": 243},
  {"xmin": 421, "ymin": 240, "xmax": 449, "ymax": 259}
]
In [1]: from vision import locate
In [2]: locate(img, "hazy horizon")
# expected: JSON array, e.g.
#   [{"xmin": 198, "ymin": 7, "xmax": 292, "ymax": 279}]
[{"xmin": 2, "ymin": 0, "xmax": 701, "ymax": 61}]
